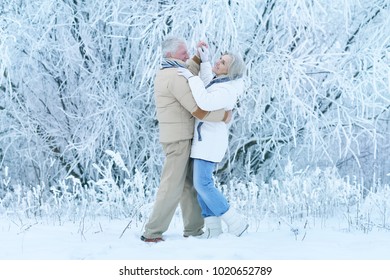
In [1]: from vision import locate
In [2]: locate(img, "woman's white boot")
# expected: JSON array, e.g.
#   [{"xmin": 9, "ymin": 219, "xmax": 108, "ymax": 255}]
[
  {"xmin": 221, "ymin": 208, "xmax": 249, "ymax": 237},
  {"xmin": 202, "ymin": 216, "xmax": 223, "ymax": 238}
]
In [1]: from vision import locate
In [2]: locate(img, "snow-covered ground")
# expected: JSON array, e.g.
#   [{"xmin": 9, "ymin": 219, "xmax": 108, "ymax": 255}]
[
  {"xmin": 1, "ymin": 216, "xmax": 389, "ymax": 279},
  {"xmin": 1, "ymin": 216, "xmax": 389, "ymax": 260}
]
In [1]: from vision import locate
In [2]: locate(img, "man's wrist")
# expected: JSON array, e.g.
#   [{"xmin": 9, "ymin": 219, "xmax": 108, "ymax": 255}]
[{"xmin": 192, "ymin": 55, "xmax": 201, "ymax": 65}]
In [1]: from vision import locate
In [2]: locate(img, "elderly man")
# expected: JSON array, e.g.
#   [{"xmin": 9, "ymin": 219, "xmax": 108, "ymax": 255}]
[{"xmin": 141, "ymin": 36, "xmax": 230, "ymax": 242}]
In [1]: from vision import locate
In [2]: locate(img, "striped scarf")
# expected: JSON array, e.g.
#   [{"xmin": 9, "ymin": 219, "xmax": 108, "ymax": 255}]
[
  {"xmin": 205, "ymin": 76, "xmax": 230, "ymax": 88},
  {"xmin": 160, "ymin": 59, "xmax": 185, "ymax": 69}
]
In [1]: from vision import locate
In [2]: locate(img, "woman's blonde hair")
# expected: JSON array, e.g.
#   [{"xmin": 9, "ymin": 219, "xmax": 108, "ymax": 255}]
[{"xmin": 225, "ymin": 52, "xmax": 246, "ymax": 80}]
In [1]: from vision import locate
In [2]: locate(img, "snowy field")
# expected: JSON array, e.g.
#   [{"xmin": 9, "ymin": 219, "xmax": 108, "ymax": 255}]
[
  {"xmin": 1, "ymin": 215, "xmax": 389, "ymax": 260},
  {"xmin": 1, "ymin": 215, "xmax": 389, "ymax": 279}
]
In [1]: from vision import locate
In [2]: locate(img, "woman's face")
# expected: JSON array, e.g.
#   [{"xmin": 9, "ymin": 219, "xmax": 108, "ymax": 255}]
[{"xmin": 212, "ymin": 54, "xmax": 232, "ymax": 76}]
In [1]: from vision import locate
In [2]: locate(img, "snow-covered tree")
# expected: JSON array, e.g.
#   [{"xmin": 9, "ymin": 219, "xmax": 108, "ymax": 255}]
[{"xmin": 0, "ymin": 0, "xmax": 389, "ymax": 191}]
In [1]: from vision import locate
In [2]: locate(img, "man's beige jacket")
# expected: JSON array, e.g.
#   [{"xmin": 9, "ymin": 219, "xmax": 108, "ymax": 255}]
[{"xmin": 154, "ymin": 57, "xmax": 227, "ymax": 143}]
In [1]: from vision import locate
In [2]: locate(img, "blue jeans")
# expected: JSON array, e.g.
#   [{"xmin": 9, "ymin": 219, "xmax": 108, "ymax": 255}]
[{"xmin": 193, "ymin": 158, "xmax": 230, "ymax": 217}]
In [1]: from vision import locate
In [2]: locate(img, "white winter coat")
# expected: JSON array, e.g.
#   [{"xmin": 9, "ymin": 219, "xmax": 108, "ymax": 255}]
[{"xmin": 187, "ymin": 62, "xmax": 244, "ymax": 162}]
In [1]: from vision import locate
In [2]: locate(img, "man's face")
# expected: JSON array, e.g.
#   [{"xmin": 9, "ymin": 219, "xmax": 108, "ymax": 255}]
[{"xmin": 171, "ymin": 43, "xmax": 190, "ymax": 62}]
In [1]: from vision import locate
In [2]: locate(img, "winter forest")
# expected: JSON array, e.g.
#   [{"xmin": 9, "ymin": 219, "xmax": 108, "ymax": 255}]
[{"xmin": 1, "ymin": 0, "xmax": 390, "ymax": 233}]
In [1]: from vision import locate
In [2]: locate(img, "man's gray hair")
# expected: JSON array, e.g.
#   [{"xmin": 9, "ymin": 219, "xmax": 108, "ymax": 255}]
[
  {"xmin": 161, "ymin": 36, "xmax": 186, "ymax": 58},
  {"xmin": 225, "ymin": 52, "xmax": 246, "ymax": 80}
]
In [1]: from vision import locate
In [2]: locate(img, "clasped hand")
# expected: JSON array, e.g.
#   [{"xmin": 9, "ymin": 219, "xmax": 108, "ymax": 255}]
[
  {"xmin": 197, "ymin": 47, "xmax": 209, "ymax": 62},
  {"xmin": 196, "ymin": 41, "xmax": 209, "ymax": 62}
]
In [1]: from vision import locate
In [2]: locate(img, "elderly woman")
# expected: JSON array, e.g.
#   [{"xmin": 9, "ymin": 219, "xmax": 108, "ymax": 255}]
[{"xmin": 178, "ymin": 44, "xmax": 248, "ymax": 238}]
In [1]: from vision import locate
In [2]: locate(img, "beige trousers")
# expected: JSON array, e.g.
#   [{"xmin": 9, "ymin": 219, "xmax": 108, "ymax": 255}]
[{"xmin": 143, "ymin": 139, "xmax": 204, "ymax": 239}]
